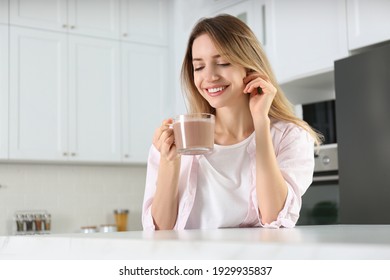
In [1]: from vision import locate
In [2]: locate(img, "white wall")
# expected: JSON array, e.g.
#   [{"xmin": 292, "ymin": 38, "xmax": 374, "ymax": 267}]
[
  {"xmin": 0, "ymin": 163, "xmax": 146, "ymax": 236},
  {"xmin": 172, "ymin": 0, "xmax": 211, "ymax": 114}
]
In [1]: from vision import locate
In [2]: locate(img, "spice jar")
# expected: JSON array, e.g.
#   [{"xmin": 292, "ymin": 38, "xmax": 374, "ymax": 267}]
[
  {"xmin": 34, "ymin": 213, "xmax": 43, "ymax": 233},
  {"xmin": 43, "ymin": 213, "xmax": 51, "ymax": 232},
  {"xmin": 99, "ymin": 224, "xmax": 117, "ymax": 233},
  {"xmin": 80, "ymin": 226, "xmax": 98, "ymax": 234},
  {"xmin": 25, "ymin": 214, "xmax": 34, "ymax": 232},
  {"xmin": 114, "ymin": 209, "xmax": 129, "ymax": 232}
]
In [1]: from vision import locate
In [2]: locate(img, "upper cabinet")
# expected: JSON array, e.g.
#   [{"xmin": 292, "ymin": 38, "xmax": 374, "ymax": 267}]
[
  {"xmin": 120, "ymin": 0, "xmax": 169, "ymax": 45},
  {"xmin": 9, "ymin": 27, "xmax": 122, "ymax": 162},
  {"xmin": 270, "ymin": 0, "xmax": 349, "ymax": 83},
  {"xmin": 0, "ymin": 25, "xmax": 8, "ymax": 159},
  {"xmin": 68, "ymin": 35, "xmax": 121, "ymax": 162},
  {"xmin": 212, "ymin": 0, "xmax": 273, "ymax": 61},
  {"xmin": 346, "ymin": 0, "xmax": 390, "ymax": 50},
  {"xmin": 9, "ymin": 0, "xmax": 120, "ymax": 40},
  {"xmin": 0, "ymin": 0, "xmax": 9, "ymax": 24},
  {"xmin": 121, "ymin": 43, "xmax": 169, "ymax": 163},
  {"xmin": 9, "ymin": 27, "xmax": 68, "ymax": 161}
]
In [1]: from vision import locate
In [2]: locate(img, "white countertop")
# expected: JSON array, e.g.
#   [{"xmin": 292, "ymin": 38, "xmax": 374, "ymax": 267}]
[{"xmin": 1, "ymin": 225, "xmax": 390, "ymax": 259}]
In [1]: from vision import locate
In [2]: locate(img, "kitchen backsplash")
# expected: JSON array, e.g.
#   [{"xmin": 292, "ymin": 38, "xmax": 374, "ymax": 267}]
[{"xmin": 0, "ymin": 163, "xmax": 147, "ymax": 236}]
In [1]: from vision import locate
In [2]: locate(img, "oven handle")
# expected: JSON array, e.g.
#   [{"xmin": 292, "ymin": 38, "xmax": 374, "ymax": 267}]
[{"xmin": 312, "ymin": 175, "xmax": 339, "ymax": 182}]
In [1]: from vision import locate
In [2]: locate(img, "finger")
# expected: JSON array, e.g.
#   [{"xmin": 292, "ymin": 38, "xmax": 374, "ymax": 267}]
[
  {"xmin": 160, "ymin": 134, "xmax": 175, "ymax": 156},
  {"xmin": 244, "ymin": 78, "xmax": 264, "ymax": 94}
]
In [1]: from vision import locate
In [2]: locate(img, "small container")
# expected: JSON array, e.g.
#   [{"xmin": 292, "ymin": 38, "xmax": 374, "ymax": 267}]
[
  {"xmin": 43, "ymin": 213, "xmax": 51, "ymax": 232},
  {"xmin": 25, "ymin": 214, "xmax": 34, "ymax": 233},
  {"xmin": 99, "ymin": 224, "xmax": 117, "ymax": 233},
  {"xmin": 80, "ymin": 226, "xmax": 98, "ymax": 234},
  {"xmin": 34, "ymin": 213, "xmax": 43, "ymax": 233},
  {"xmin": 114, "ymin": 209, "xmax": 129, "ymax": 232}
]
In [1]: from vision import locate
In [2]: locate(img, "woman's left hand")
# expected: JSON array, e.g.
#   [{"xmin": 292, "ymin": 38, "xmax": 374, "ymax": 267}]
[{"xmin": 243, "ymin": 72, "xmax": 277, "ymax": 120}]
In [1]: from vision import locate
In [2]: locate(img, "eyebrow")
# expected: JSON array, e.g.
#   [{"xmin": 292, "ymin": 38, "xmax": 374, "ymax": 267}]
[{"xmin": 192, "ymin": 54, "xmax": 221, "ymax": 61}]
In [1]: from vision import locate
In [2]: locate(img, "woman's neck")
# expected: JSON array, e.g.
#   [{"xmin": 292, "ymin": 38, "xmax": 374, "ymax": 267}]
[{"xmin": 214, "ymin": 106, "xmax": 254, "ymax": 145}]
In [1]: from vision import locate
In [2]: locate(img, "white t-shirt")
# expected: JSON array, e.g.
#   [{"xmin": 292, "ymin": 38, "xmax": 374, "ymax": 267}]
[{"xmin": 185, "ymin": 132, "xmax": 255, "ymax": 229}]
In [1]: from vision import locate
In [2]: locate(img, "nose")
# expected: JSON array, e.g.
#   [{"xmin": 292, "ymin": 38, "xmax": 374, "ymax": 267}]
[{"xmin": 204, "ymin": 65, "xmax": 220, "ymax": 82}]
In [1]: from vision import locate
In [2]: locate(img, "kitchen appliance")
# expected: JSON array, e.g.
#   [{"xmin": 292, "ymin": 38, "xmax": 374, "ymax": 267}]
[
  {"xmin": 296, "ymin": 99, "xmax": 339, "ymax": 183},
  {"xmin": 335, "ymin": 43, "xmax": 390, "ymax": 224},
  {"xmin": 296, "ymin": 100, "xmax": 340, "ymax": 225}
]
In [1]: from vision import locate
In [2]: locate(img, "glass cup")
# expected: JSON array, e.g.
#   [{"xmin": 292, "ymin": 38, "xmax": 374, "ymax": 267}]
[
  {"xmin": 114, "ymin": 209, "xmax": 129, "ymax": 232},
  {"xmin": 172, "ymin": 113, "xmax": 215, "ymax": 155}
]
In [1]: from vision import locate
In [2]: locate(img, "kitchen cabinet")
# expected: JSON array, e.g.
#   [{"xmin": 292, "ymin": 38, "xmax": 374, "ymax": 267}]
[
  {"xmin": 346, "ymin": 0, "xmax": 390, "ymax": 50},
  {"xmin": 0, "ymin": 0, "xmax": 8, "ymax": 24},
  {"xmin": 9, "ymin": 27, "xmax": 121, "ymax": 162},
  {"xmin": 0, "ymin": 25, "xmax": 8, "ymax": 159},
  {"xmin": 9, "ymin": 27, "xmax": 67, "ymax": 160},
  {"xmin": 271, "ymin": 0, "xmax": 348, "ymax": 83},
  {"xmin": 9, "ymin": 0, "xmax": 120, "ymax": 40},
  {"xmin": 68, "ymin": 35, "xmax": 121, "ymax": 162},
  {"xmin": 120, "ymin": 0, "xmax": 169, "ymax": 46},
  {"xmin": 211, "ymin": 0, "xmax": 273, "ymax": 61},
  {"xmin": 121, "ymin": 43, "xmax": 168, "ymax": 163}
]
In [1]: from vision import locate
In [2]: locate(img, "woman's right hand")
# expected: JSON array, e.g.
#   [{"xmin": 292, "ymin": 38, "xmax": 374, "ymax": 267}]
[{"xmin": 153, "ymin": 119, "xmax": 179, "ymax": 161}]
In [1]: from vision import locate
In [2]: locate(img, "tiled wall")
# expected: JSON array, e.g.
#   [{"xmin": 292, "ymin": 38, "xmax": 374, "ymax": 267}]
[{"xmin": 0, "ymin": 163, "xmax": 147, "ymax": 236}]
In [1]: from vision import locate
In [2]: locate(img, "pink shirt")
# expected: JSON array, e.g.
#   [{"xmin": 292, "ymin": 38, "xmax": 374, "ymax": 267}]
[{"xmin": 142, "ymin": 119, "xmax": 315, "ymax": 230}]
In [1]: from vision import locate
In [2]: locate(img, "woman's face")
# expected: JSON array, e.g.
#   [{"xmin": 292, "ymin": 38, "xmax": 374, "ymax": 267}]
[{"xmin": 191, "ymin": 34, "xmax": 247, "ymax": 110}]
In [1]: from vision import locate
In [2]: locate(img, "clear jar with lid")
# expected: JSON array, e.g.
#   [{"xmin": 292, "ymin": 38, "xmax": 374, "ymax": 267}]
[
  {"xmin": 114, "ymin": 209, "xmax": 129, "ymax": 232},
  {"xmin": 34, "ymin": 213, "xmax": 43, "ymax": 233},
  {"xmin": 99, "ymin": 224, "xmax": 117, "ymax": 233},
  {"xmin": 80, "ymin": 226, "xmax": 98, "ymax": 234},
  {"xmin": 15, "ymin": 214, "xmax": 25, "ymax": 234},
  {"xmin": 43, "ymin": 213, "xmax": 51, "ymax": 233}
]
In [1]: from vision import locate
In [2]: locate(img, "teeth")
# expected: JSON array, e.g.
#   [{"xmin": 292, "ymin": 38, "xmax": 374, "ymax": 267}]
[{"xmin": 208, "ymin": 87, "xmax": 225, "ymax": 93}]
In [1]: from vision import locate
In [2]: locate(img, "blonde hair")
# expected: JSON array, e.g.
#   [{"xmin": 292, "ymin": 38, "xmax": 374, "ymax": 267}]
[{"xmin": 181, "ymin": 14, "xmax": 322, "ymax": 145}]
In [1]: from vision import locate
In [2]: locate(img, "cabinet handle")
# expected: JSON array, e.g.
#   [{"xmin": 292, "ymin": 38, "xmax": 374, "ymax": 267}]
[
  {"xmin": 71, "ymin": 152, "xmax": 76, "ymax": 156},
  {"xmin": 261, "ymin": 5, "xmax": 267, "ymax": 46},
  {"xmin": 123, "ymin": 33, "xmax": 128, "ymax": 37},
  {"xmin": 124, "ymin": 154, "xmax": 129, "ymax": 158},
  {"xmin": 70, "ymin": 26, "xmax": 75, "ymax": 29},
  {"xmin": 62, "ymin": 24, "xmax": 68, "ymax": 28},
  {"xmin": 63, "ymin": 152, "xmax": 68, "ymax": 156}
]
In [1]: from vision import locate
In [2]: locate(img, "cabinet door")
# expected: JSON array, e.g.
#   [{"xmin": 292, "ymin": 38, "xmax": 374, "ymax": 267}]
[
  {"xmin": 212, "ymin": 0, "xmax": 267, "ymax": 48},
  {"xmin": 10, "ymin": 0, "xmax": 68, "ymax": 32},
  {"xmin": 68, "ymin": 35, "xmax": 121, "ymax": 162},
  {"xmin": 0, "ymin": 0, "xmax": 8, "ymax": 24},
  {"xmin": 120, "ymin": 0, "xmax": 168, "ymax": 45},
  {"xmin": 9, "ymin": 27, "xmax": 68, "ymax": 160},
  {"xmin": 347, "ymin": 0, "xmax": 390, "ymax": 50},
  {"xmin": 0, "ymin": 25, "xmax": 8, "ymax": 159},
  {"xmin": 68, "ymin": 0, "xmax": 120, "ymax": 39},
  {"xmin": 272, "ymin": 0, "xmax": 348, "ymax": 83},
  {"xmin": 121, "ymin": 43, "xmax": 168, "ymax": 163}
]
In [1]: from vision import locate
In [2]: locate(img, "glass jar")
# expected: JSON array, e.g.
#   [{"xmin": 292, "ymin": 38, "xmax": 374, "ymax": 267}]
[{"xmin": 114, "ymin": 209, "xmax": 129, "ymax": 232}]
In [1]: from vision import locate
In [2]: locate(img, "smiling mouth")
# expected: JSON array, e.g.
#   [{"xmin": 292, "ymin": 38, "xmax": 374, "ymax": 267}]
[{"xmin": 207, "ymin": 86, "xmax": 227, "ymax": 94}]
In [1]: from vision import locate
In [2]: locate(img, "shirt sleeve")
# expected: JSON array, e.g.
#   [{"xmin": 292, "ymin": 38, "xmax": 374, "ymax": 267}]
[
  {"xmin": 141, "ymin": 145, "xmax": 160, "ymax": 230},
  {"xmin": 259, "ymin": 123, "xmax": 315, "ymax": 228}
]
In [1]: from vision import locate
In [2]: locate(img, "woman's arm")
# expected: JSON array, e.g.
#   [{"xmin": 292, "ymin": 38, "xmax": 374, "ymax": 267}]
[
  {"xmin": 254, "ymin": 117, "xmax": 288, "ymax": 224},
  {"xmin": 244, "ymin": 74, "xmax": 288, "ymax": 224},
  {"xmin": 149, "ymin": 119, "xmax": 181, "ymax": 230},
  {"xmin": 151, "ymin": 157, "xmax": 181, "ymax": 229}
]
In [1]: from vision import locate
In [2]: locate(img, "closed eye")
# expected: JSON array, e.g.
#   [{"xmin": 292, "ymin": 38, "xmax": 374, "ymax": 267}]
[
  {"xmin": 193, "ymin": 66, "xmax": 204, "ymax": 71},
  {"xmin": 218, "ymin": 63, "xmax": 231, "ymax": 67}
]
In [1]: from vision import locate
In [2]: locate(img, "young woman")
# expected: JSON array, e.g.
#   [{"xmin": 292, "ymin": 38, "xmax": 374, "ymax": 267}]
[{"xmin": 142, "ymin": 14, "xmax": 321, "ymax": 230}]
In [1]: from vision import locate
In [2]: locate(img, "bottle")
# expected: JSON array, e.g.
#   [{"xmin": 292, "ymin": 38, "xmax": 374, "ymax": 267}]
[{"xmin": 114, "ymin": 209, "xmax": 129, "ymax": 232}]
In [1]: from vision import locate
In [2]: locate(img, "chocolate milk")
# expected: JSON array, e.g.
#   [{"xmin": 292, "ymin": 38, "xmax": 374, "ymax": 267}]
[{"xmin": 173, "ymin": 119, "xmax": 214, "ymax": 155}]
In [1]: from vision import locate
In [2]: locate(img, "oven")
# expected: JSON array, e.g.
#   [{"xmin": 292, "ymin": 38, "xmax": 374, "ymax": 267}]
[{"xmin": 295, "ymin": 99, "xmax": 340, "ymax": 225}]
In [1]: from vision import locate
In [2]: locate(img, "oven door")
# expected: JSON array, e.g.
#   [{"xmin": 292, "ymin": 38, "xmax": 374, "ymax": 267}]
[{"xmin": 298, "ymin": 144, "xmax": 339, "ymax": 225}]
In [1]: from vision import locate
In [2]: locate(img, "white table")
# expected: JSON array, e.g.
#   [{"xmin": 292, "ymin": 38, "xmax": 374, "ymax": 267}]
[{"xmin": 1, "ymin": 225, "xmax": 390, "ymax": 259}]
